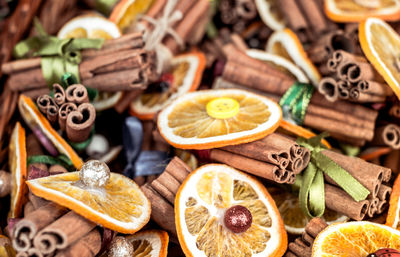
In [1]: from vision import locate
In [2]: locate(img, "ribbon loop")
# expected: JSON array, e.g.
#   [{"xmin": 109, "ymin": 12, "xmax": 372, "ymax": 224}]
[
  {"xmin": 280, "ymin": 82, "xmax": 314, "ymax": 125},
  {"xmin": 296, "ymin": 133, "xmax": 370, "ymax": 218}
]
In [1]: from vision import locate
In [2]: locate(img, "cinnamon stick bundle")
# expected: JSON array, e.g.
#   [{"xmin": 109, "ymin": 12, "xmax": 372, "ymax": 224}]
[
  {"xmin": 372, "ymin": 124, "xmax": 400, "ymax": 150},
  {"xmin": 2, "ymin": 33, "xmax": 156, "ymax": 93},
  {"xmin": 140, "ymin": 157, "xmax": 192, "ymax": 237},
  {"xmin": 221, "ymin": 51, "xmax": 378, "ymax": 145}
]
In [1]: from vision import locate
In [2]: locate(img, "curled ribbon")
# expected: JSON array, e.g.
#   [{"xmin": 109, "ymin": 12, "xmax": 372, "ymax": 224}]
[
  {"xmin": 13, "ymin": 18, "xmax": 104, "ymax": 87},
  {"xmin": 139, "ymin": 0, "xmax": 184, "ymax": 73},
  {"xmin": 279, "ymin": 82, "xmax": 314, "ymax": 125},
  {"xmin": 295, "ymin": 133, "xmax": 370, "ymax": 218}
]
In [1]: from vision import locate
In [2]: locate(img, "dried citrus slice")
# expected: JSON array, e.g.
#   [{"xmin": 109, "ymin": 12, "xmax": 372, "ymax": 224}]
[
  {"xmin": 272, "ymin": 189, "xmax": 347, "ymax": 235},
  {"xmin": 130, "ymin": 52, "xmax": 206, "ymax": 120},
  {"xmin": 58, "ymin": 14, "xmax": 121, "ymax": 40},
  {"xmin": 0, "ymin": 235, "xmax": 15, "ymax": 257},
  {"xmin": 109, "ymin": 0, "xmax": 154, "ymax": 31},
  {"xmin": 325, "ymin": 0, "xmax": 400, "ymax": 22},
  {"xmin": 175, "ymin": 164, "xmax": 287, "ymax": 257},
  {"xmin": 157, "ymin": 89, "xmax": 282, "ymax": 149},
  {"xmin": 92, "ymin": 91, "xmax": 123, "ymax": 111},
  {"xmin": 386, "ymin": 173, "xmax": 400, "ymax": 229},
  {"xmin": 359, "ymin": 18, "xmax": 400, "ymax": 100},
  {"xmin": 174, "ymin": 149, "xmax": 198, "ymax": 171},
  {"xmin": 26, "ymin": 161, "xmax": 150, "ymax": 234},
  {"xmin": 312, "ymin": 221, "xmax": 400, "ymax": 256},
  {"xmin": 8, "ymin": 122, "xmax": 27, "ymax": 218},
  {"xmin": 247, "ymin": 49, "xmax": 310, "ymax": 83},
  {"xmin": 18, "ymin": 95, "xmax": 83, "ymax": 169},
  {"xmin": 255, "ymin": 0, "xmax": 286, "ymax": 31},
  {"xmin": 266, "ymin": 29, "xmax": 321, "ymax": 86},
  {"xmin": 126, "ymin": 230, "xmax": 169, "ymax": 257}
]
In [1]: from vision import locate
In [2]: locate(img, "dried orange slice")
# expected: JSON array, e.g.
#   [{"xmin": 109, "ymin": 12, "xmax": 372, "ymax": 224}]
[
  {"xmin": 92, "ymin": 91, "xmax": 123, "ymax": 111},
  {"xmin": 386, "ymin": 173, "xmax": 400, "ymax": 229},
  {"xmin": 18, "ymin": 95, "xmax": 83, "ymax": 169},
  {"xmin": 175, "ymin": 164, "xmax": 287, "ymax": 257},
  {"xmin": 109, "ymin": 0, "xmax": 154, "ymax": 31},
  {"xmin": 266, "ymin": 29, "xmax": 321, "ymax": 86},
  {"xmin": 359, "ymin": 18, "xmax": 400, "ymax": 100},
  {"xmin": 8, "ymin": 122, "xmax": 27, "ymax": 218},
  {"xmin": 157, "ymin": 89, "xmax": 282, "ymax": 149},
  {"xmin": 312, "ymin": 221, "xmax": 400, "ymax": 256},
  {"xmin": 325, "ymin": 0, "xmax": 400, "ymax": 22},
  {"xmin": 272, "ymin": 189, "xmax": 347, "ymax": 235},
  {"xmin": 26, "ymin": 161, "xmax": 150, "ymax": 234},
  {"xmin": 126, "ymin": 230, "xmax": 169, "ymax": 257},
  {"xmin": 130, "ymin": 52, "xmax": 206, "ymax": 120},
  {"xmin": 58, "ymin": 13, "xmax": 121, "ymax": 40},
  {"xmin": 255, "ymin": 0, "xmax": 286, "ymax": 31}
]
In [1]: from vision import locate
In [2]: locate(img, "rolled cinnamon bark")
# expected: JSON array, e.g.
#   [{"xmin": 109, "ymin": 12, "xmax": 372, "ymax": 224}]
[
  {"xmin": 140, "ymin": 184, "xmax": 177, "ymax": 236},
  {"xmin": 322, "ymin": 150, "xmax": 386, "ymax": 198},
  {"xmin": 377, "ymin": 184, "xmax": 392, "ymax": 201},
  {"xmin": 152, "ymin": 171, "xmax": 180, "ymax": 196},
  {"xmin": 389, "ymin": 104, "xmax": 400, "ymax": 118},
  {"xmin": 383, "ymin": 150, "xmax": 400, "ymax": 175},
  {"xmin": 114, "ymin": 90, "xmax": 142, "ymax": 114},
  {"xmin": 349, "ymin": 88, "xmax": 386, "ymax": 103},
  {"xmin": 54, "ymin": 229, "xmax": 101, "ymax": 257},
  {"xmin": 53, "ymin": 84, "xmax": 66, "ymax": 106},
  {"xmin": 12, "ymin": 203, "xmax": 67, "ymax": 252},
  {"xmin": 308, "ymin": 30, "xmax": 354, "ymax": 64},
  {"xmin": 377, "ymin": 200, "xmax": 388, "ymax": 215},
  {"xmin": 325, "ymin": 184, "xmax": 369, "ymax": 220},
  {"xmin": 367, "ymin": 197, "xmax": 379, "ymax": 218},
  {"xmin": 297, "ymin": 0, "xmax": 328, "ymax": 35},
  {"xmin": 58, "ymin": 102, "xmax": 77, "ymax": 132},
  {"xmin": 318, "ymin": 77, "xmax": 339, "ymax": 102},
  {"xmin": 28, "ymin": 193, "xmax": 49, "ymax": 210},
  {"xmin": 372, "ymin": 124, "xmax": 400, "ymax": 150},
  {"xmin": 163, "ymin": 156, "xmax": 191, "ymax": 183},
  {"xmin": 65, "ymin": 84, "xmax": 89, "ymax": 105},
  {"xmin": 23, "ymin": 87, "xmax": 50, "ymax": 100},
  {"xmin": 33, "ymin": 211, "xmax": 96, "ymax": 254},
  {"xmin": 66, "ymin": 103, "xmax": 96, "ymax": 143},
  {"xmin": 277, "ymin": 0, "xmax": 309, "ymax": 43},
  {"xmin": 357, "ymin": 80, "xmax": 393, "ymax": 97},
  {"xmin": 209, "ymin": 149, "xmax": 292, "ymax": 184},
  {"xmin": 36, "ymin": 95, "xmax": 58, "ymax": 124}
]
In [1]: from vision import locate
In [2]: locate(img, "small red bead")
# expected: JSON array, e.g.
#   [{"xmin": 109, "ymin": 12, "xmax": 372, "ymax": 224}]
[
  {"xmin": 160, "ymin": 73, "xmax": 174, "ymax": 85},
  {"xmin": 369, "ymin": 248, "xmax": 400, "ymax": 257},
  {"xmin": 224, "ymin": 205, "xmax": 252, "ymax": 233}
]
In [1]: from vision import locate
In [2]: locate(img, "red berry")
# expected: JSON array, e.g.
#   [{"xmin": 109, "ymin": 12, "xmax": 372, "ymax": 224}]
[
  {"xmin": 224, "ymin": 205, "xmax": 252, "ymax": 233},
  {"xmin": 368, "ymin": 248, "xmax": 400, "ymax": 257},
  {"xmin": 160, "ymin": 73, "xmax": 174, "ymax": 85}
]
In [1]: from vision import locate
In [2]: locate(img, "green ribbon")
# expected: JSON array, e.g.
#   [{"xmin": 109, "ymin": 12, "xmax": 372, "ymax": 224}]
[
  {"xmin": 296, "ymin": 133, "xmax": 370, "ymax": 218},
  {"xmin": 279, "ymin": 82, "xmax": 314, "ymax": 125},
  {"xmin": 13, "ymin": 18, "xmax": 104, "ymax": 87},
  {"xmin": 27, "ymin": 155, "xmax": 74, "ymax": 171}
]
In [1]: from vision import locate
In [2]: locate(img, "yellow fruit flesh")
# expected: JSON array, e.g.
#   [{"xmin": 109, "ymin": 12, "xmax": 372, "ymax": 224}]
[
  {"xmin": 34, "ymin": 173, "xmax": 144, "ymax": 222},
  {"xmin": 9, "ymin": 128, "xmax": 18, "ymax": 218},
  {"xmin": 317, "ymin": 223, "xmax": 400, "ymax": 256},
  {"xmin": 167, "ymin": 94, "xmax": 270, "ymax": 138},
  {"xmin": 65, "ymin": 27, "xmax": 88, "ymax": 38},
  {"xmin": 131, "ymin": 239, "xmax": 153, "ymax": 256},
  {"xmin": 369, "ymin": 22, "xmax": 400, "ymax": 91},
  {"xmin": 184, "ymin": 171, "xmax": 272, "ymax": 257},
  {"xmin": 271, "ymin": 42, "xmax": 292, "ymax": 62},
  {"xmin": 90, "ymin": 29, "xmax": 113, "ymax": 40},
  {"xmin": 140, "ymin": 62, "xmax": 190, "ymax": 108},
  {"xmin": 118, "ymin": 0, "xmax": 154, "ymax": 31},
  {"xmin": 334, "ymin": 0, "xmax": 396, "ymax": 11}
]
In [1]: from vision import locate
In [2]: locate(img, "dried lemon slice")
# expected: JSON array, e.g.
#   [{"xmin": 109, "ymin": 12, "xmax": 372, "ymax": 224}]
[
  {"xmin": 175, "ymin": 164, "xmax": 287, "ymax": 257},
  {"xmin": 26, "ymin": 161, "xmax": 150, "ymax": 234},
  {"xmin": 312, "ymin": 222, "xmax": 400, "ymax": 256},
  {"xmin": 109, "ymin": 0, "xmax": 154, "ymax": 31},
  {"xmin": 157, "ymin": 89, "xmax": 282, "ymax": 149},
  {"xmin": 255, "ymin": 0, "xmax": 286, "ymax": 31}
]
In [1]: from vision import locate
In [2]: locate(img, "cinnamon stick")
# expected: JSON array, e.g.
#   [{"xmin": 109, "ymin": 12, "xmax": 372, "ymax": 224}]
[
  {"xmin": 58, "ymin": 103, "xmax": 77, "ymax": 132},
  {"xmin": 54, "ymin": 229, "xmax": 101, "ymax": 257},
  {"xmin": 65, "ymin": 84, "xmax": 89, "ymax": 105},
  {"xmin": 53, "ymin": 84, "xmax": 66, "ymax": 106},
  {"xmin": 297, "ymin": 0, "xmax": 329, "ymax": 35},
  {"xmin": 383, "ymin": 150, "xmax": 400, "ymax": 175},
  {"xmin": 66, "ymin": 103, "xmax": 96, "ymax": 143},
  {"xmin": 318, "ymin": 77, "xmax": 339, "ymax": 102},
  {"xmin": 33, "ymin": 211, "xmax": 96, "ymax": 254},
  {"xmin": 114, "ymin": 90, "xmax": 142, "ymax": 114},
  {"xmin": 277, "ymin": 0, "xmax": 309, "ymax": 43},
  {"xmin": 372, "ymin": 124, "xmax": 400, "ymax": 150},
  {"xmin": 367, "ymin": 197, "xmax": 379, "ymax": 218},
  {"xmin": 357, "ymin": 80, "xmax": 393, "ymax": 97}
]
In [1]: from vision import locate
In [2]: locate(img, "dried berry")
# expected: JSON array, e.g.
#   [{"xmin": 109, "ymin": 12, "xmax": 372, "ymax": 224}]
[{"xmin": 224, "ymin": 205, "xmax": 252, "ymax": 233}]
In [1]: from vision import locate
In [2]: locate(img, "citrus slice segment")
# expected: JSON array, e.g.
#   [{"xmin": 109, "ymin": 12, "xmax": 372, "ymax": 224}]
[
  {"xmin": 18, "ymin": 95, "xmax": 83, "ymax": 169},
  {"xmin": 255, "ymin": 0, "xmax": 286, "ymax": 31},
  {"xmin": 247, "ymin": 49, "xmax": 310, "ymax": 83},
  {"xmin": 359, "ymin": 18, "xmax": 400, "ymax": 100},
  {"xmin": 109, "ymin": 0, "xmax": 154, "ymax": 31},
  {"xmin": 272, "ymin": 189, "xmax": 347, "ymax": 235},
  {"xmin": 130, "ymin": 52, "xmax": 206, "ymax": 120},
  {"xmin": 312, "ymin": 221, "xmax": 400, "ymax": 256},
  {"xmin": 325, "ymin": 0, "xmax": 400, "ymax": 22},
  {"xmin": 157, "ymin": 89, "xmax": 282, "ymax": 149},
  {"xmin": 386, "ymin": 173, "xmax": 400, "ymax": 229},
  {"xmin": 92, "ymin": 92, "xmax": 123, "ymax": 111},
  {"xmin": 266, "ymin": 29, "xmax": 321, "ymax": 86},
  {"xmin": 26, "ymin": 163, "xmax": 150, "ymax": 234},
  {"xmin": 58, "ymin": 14, "xmax": 121, "ymax": 40},
  {"xmin": 175, "ymin": 164, "xmax": 287, "ymax": 257},
  {"xmin": 126, "ymin": 230, "xmax": 169, "ymax": 257},
  {"xmin": 8, "ymin": 122, "xmax": 27, "ymax": 218}
]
